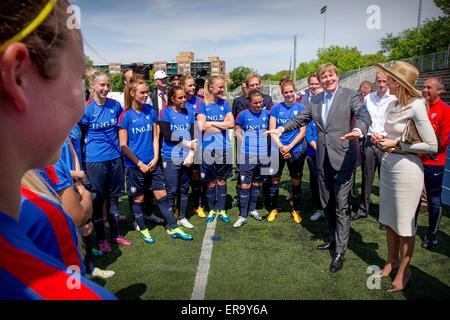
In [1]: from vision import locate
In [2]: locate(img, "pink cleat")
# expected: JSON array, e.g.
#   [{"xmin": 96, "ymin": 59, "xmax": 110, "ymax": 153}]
[
  {"xmin": 114, "ymin": 236, "xmax": 132, "ymax": 246},
  {"xmin": 98, "ymin": 240, "xmax": 112, "ymax": 253}
]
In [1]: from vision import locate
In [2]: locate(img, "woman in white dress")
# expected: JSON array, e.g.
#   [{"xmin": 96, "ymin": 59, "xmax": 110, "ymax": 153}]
[{"xmin": 371, "ymin": 61, "xmax": 437, "ymax": 292}]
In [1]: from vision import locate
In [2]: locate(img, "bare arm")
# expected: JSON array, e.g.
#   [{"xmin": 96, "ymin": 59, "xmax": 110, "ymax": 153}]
[
  {"xmin": 210, "ymin": 112, "xmax": 235, "ymax": 130},
  {"xmin": 196, "ymin": 114, "xmax": 222, "ymax": 132},
  {"xmin": 269, "ymin": 116, "xmax": 284, "ymax": 148},
  {"xmin": 58, "ymin": 185, "xmax": 92, "ymax": 227}
]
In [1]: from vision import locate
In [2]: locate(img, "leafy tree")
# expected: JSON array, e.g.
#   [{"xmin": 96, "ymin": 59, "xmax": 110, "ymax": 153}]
[
  {"xmin": 110, "ymin": 73, "xmax": 124, "ymax": 92},
  {"xmin": 269, "ymin": 70, "xmax": 290, "ymax": 82},
  {"xmin": 434, "ymin": 0, "xmax": 450, "ymax": 15},
  {"xmin": 261, "ymin": 73, "xmax": 272, "ymax": 81},
  {"xmin": 229, "ymin": 66, "xmax": 255, "ymax": 91},
  {"xmin": 379, "ymin": 15, "xmax": 450, "ymax": 60}
]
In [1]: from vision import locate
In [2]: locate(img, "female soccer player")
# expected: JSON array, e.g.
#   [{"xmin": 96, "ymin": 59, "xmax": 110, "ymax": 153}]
[
  {"xmin": 119, "ymin": 80, "xmax": 193, "ymax": 241},
  {"xmin": 0, "ymin": 0, "xmax": 115, "ymax": 299},
  {"xmin": 196, "ymin": 77, "xmax": 235, "ymax": 223},
  {"xmin": 182, "ymin": 76, "xmax": 206, "ymax": 218},
  {"xmin": 81, "ymin": 69, "xmax": 132, "ymax": 253},
  {"xmin": 267, "ymin": 76, "xmax": 306, "ymax": 224},
  {"xmin": 160, "ymin": 86, "xmax": 197, "ymax": 230},
  {"xmin": 233, "ymin": 90, "xmax": 269, "ymax": 228}
]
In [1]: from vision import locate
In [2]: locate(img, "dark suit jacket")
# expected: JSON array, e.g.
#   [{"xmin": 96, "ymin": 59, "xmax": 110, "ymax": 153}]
[
  {"xmin": 232, "ymin": 93, "xmax": 273, "ymax": 117},
  {"xmin": 283, "ymin": 86, "xmax": 371, "ymax": 171},
  {"xmin": 149, "ymin": 89, "xmax": 167, "ymax": 114}
]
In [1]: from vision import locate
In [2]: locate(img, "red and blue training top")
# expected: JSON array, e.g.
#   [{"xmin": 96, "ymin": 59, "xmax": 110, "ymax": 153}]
[{"xmin": 0, "ymin": 210, "xmax": 116, "ymax": 300}]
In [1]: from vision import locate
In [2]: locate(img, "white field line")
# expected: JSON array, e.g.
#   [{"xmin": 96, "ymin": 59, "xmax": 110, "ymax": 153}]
[{"xmin": 191, "ymin": 218, "xmax": 217, "ymax": 300}]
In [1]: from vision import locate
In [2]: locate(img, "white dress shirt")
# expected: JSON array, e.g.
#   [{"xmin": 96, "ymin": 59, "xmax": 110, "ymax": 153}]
[{"xmin": 364, "ymin": 90, "xmax": 397, "ymax": 136}]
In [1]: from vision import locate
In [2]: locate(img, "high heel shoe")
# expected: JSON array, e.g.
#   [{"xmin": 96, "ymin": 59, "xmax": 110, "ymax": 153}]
[
  {"xmin": 387, "ymin": 271, "xmax": 411, "ymax": 293},
  {"xmin": 375, "ymin": 262, "xmax": 400, "ymax": 278}
]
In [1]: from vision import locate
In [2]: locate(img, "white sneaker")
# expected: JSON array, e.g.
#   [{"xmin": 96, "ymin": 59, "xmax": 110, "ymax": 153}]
[
  {"xmin": 178, "ymin": 218, "xmax": 194, "ymax": 229},
  {"xmin": 249, "ymin": 210, "xmax": 263, "ymax": 221},
  {"xmin": 310, "ymin": 210, "xmax": 325, "ymax": 221},
  {"xmin": 233, "ymin": 216, "xmax": 247, "ymax": 228},
  {"xmin": 87, "ymin": 267, "xmax": 115, "ymax": 280}
]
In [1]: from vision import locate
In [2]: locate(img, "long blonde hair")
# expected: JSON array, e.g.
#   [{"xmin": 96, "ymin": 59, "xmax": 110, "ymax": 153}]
[
  {"xmin": 203, "ymin": 76, "xmax": 223, "ymax": 106},
  {"xmin": 21, "ymin": 170, "xmax": 85, "ymax": 258},
  {"xmin": 395, "ymin": 81, "xmax": 422, "ymax": 107}
]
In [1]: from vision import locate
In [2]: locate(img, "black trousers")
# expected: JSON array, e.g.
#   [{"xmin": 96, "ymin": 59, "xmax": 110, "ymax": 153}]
[{"xmin": 358, "ymin": 137, "xmax": 383, "ymax": 215}]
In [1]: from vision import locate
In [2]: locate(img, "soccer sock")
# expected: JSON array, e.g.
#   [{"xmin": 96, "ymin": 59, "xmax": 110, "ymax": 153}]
[
  {"xmin": 269, "ymin": 182, "xmax": 280, "ymax": 211},
  {"xmin": 156, "ymin": 195, "xmax": 177, "ymax": 229},
  {"xmin": 179, "ymin": 187, "xmax": 189, "ymax": 219},
  {"xmin": 192, "ymin": 179, "xmax": 201, "ymax": 209},
  {"xmin": 206, "ymin": 185, "xmax": 217, "ymax": 212},
  {"xmin": 109, "ymin": 197, "xmax": 120, "ymax": 239},
  {"xmin": 292, "ymin": 184, "xmax": 302, "ymax": 211},
  {"xmin": 217, "ymin": 184, "xmax": 227, "ymax": 212},
  {"xmin": 249, "ymin": 184, "xmax": 261, "ymax": 213},
  {"xmin": 239, "ymin": 188, "xmax": 251, "ymax": 218},
  {"xmin": 131, "ymin": 201, "xmax": 146, "ymax": 231}
]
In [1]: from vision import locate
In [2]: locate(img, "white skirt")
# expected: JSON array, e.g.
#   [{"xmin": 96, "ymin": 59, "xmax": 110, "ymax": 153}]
[{"xmin": 379, "ymin": 152, "xmax": 423, "ymax": 237}]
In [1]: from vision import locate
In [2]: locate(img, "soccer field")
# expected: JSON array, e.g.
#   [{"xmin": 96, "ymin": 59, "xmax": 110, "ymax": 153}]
[{"xmin": 93, "ymin": 166, "xmax": 450, "ymax": 300}]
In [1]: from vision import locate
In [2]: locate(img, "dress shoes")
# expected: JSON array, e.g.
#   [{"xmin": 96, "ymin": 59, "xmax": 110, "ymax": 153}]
[
  {"xmin": 351, "ymin": 211, "xmax": 368, "ymax": 221},
  {"xmin": 317, "ymin": 240, "xmax": 336, "ymax": 250},
  {"xmin": 330, "ymin": 253, "xmax": 345, "ymax": 273}
]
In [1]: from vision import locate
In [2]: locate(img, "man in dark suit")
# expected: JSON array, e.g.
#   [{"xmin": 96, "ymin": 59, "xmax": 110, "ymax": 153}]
[
  {"xmin": 232, "ymin": 74, "xmax": 273, "ymax": 117},
  {"xmin": 268, "ymin": 63, "xmax": 372, "ymax": 273},
  {"xmin": 149, "ymin": 70, "xmax": 168, "ymax": 114}
]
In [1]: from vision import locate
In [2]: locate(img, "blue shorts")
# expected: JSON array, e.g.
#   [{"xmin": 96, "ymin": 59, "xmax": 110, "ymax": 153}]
[
  {"xmin": 126, "ymin": 164, "xmax": 166, "ymax": 196},
  {"xmin": 200, "ymin": 149, "xmax": 233, "ymax": 181},
  {"xmin": 273, "ymin": 151, "xmax": 306, "ymax": 178},
  {"xmin": 86, "ymin": 157, "xmax": 124, "ymax": 198},
  {"xmin": 238, "ymin": 157, "xmax": 269, "ymax": 185}
]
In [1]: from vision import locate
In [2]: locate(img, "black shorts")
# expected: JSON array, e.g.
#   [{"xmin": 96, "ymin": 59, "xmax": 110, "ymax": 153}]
[
  {"xmin": 273, "ymin": 151, "xmax": 306, "ymax": 178},
  {"xmin": 200, "ymin": 149, "xmax": 233, "ymax": 181},
  {"xmin": 86, "ymin": 157, "xmax": 124, "ymax": 198},
  {"xmin": 125, "ymin": 164, "xmax": 165, "ymax": 196}
]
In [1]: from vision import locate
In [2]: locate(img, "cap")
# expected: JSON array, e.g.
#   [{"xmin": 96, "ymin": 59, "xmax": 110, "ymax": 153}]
[{"xmin": 154, "ymin": 70, "xmax": 168, "ymax": 80}]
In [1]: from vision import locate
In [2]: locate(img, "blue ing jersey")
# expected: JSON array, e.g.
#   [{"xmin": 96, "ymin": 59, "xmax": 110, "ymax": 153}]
[
  {"xmin": 80, "ymin": 98, "xmax": 122, "ymax": 163},
  {"xmin": 160, "ymin": 107, "xmax": 195, "ymax": 160},
  {"xmin": 119, "ymin": 105, "xmax": 158, "ymax": 167},
  {"xmin": 197, "ymin": 99, "xmax": 232, "ymax": 151},
  {"xmin": 270, "ymin": 102, "xmax": 305, "ymax": 152},
  {"xmin": 235, "ymin": 109, "xmax": 270, "ymax": 156}
]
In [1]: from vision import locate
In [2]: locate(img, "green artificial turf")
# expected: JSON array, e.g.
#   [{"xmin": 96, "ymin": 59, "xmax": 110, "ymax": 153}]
[{"xmin": 93, "ymin": 166, "xmax": 450, "ymax": 300}]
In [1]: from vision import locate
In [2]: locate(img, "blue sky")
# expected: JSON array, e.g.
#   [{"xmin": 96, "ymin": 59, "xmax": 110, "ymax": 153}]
[{"xmin": 72, "ymin": 0, "xmax": 444, "ymax": 74}]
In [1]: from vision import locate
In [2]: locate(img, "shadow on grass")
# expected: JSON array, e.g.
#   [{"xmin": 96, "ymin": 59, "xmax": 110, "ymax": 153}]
[
  {"xmin": 114, "ymin": 283, "xmax": 147, "ymax": 300},
  {"xmin": 416, "ymin": 225, "xmax": 450, "ymax": 259}
]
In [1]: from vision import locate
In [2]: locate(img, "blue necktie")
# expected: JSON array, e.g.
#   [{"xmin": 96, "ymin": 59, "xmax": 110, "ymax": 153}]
[{"xmin": 322, "ymin": 92, "xmax": 333, "ymax": 124}]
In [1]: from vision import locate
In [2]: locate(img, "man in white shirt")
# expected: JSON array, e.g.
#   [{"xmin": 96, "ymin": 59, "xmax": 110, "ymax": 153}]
[
  {"xmin": 149, "ymin": 70, "xmax": 168, "ymax": 113},
  {"xmin": 352, "ymin": 70, "xmax": 396, "ymax": 221}
]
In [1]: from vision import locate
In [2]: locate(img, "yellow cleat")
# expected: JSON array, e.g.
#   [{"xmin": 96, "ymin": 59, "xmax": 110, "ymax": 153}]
[
  {"xmin": 195, "ymin": 207, "xmax": 207, "ymax": 218},
  {"xmin": 267, "ymin": 210, "xmax": 278, "ymax": 222},
  {"xmin": 291, "ymin": 210, "xmax": 302, "ymax": 224}
]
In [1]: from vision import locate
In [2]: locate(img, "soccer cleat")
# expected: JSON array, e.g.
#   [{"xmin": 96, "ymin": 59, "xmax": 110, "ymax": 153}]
[
  {"xmin": 178, "ymin": 218, "xmax": 194, "ymax": 229},
  {"xmin": 98, "ymin": 240, "xmax": 112, "ymax": 253},
  {"xmin": 92, "ymin": 248, "xmax": 104, "ymax": 256},
  {"xmin": 114, "ymin": 236, "xmax": 132, "ymax": 246},
  {"xmin": 267, "ymin": 209, "xmax": 279, "ymax": 222},
  {"xmin": 310, "ymin": 209, "xmax": 325, "ymax": 221},
  {"xmin": 88, "ymin": 267, "xmax": 115, "ymax": 280},
  {"xmin": 168, "ymin": 227, "xmax": 193, "ymax": 241},
  {"xmin": 140, "ymin": 229, "xmax": 155, "ymax": 244},
  {"xmin": 205, "ymin": 210, "xmax": 216, "ymax": 223},
  {"xmin": 233, "ymin": 216, "xmax": 247, "ymax": 228},
  {"xmin": 195, "ymin": 207, "xmax": 207, "ymax": 218},
  {"xmin": 249, "ymin": 210, "xmax": 263, "ymax": 221},
  {"xmin": 291, "ymin": 210, "xmax": 302, "ymax": 224},
  {"xmin": 218, "ymin": 210, "xmax": 231, "ymax": 223}
]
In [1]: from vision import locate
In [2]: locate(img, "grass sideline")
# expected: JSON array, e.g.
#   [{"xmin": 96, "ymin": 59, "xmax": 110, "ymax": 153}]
[{"xmin": 93, "ymin": 166, "xmax": 450, "ymax": 300}]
